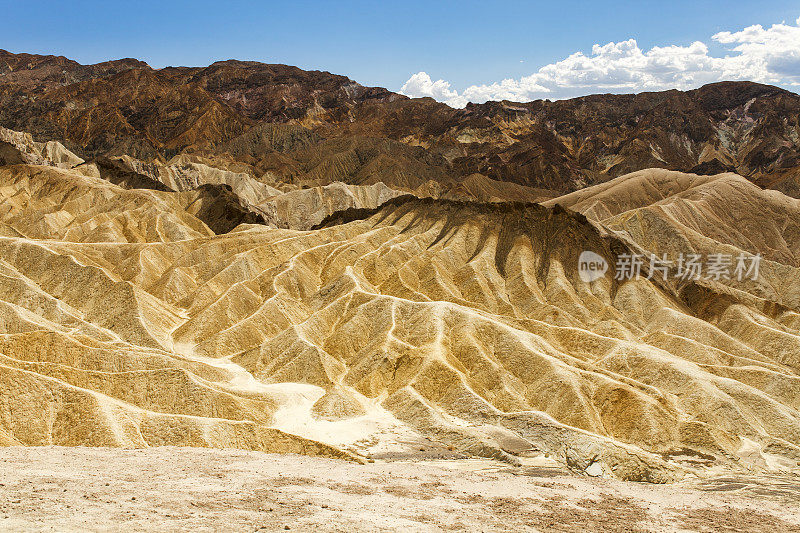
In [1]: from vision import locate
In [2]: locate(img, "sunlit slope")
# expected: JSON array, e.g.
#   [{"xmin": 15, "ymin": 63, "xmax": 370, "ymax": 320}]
[
  {"xmin": 548, "ymin": 168, "xmax": 800, "ymax": 309},
  {"xmin": 0, "ymin": 164, "xmax": 798, "ymax": 481}
]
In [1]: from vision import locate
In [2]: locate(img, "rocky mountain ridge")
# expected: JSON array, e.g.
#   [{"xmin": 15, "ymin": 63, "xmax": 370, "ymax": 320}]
[{"xmin": 2, "ymin": 50, "xmax": 799, "ymax": 196}]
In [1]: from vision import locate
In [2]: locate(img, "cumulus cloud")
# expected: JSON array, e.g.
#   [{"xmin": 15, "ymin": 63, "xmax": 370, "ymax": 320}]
[
  {"xmin": 400, "ymin": 16, "xmax": 800, "ymax": 107},
  {"xmin": 399, "ymin": 72, "xmax": 461, "ymax": 102}
]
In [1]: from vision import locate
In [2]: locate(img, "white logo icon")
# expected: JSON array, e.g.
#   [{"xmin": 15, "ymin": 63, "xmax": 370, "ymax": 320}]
[{"xmin": 578, "ymin": 251, "xmax": 608, "ymax": 282}]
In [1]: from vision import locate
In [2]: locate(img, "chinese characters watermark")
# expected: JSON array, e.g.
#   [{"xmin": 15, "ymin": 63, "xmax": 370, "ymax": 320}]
[{"xmin": 580, "ymin": 251, "xmax": 762, "ymax": 282}]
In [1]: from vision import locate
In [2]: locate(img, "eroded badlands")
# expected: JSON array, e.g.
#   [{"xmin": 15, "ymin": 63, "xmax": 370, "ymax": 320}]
[{"xmin": 0, "ymin": 158, "xmax": 799, "ymax": 484}]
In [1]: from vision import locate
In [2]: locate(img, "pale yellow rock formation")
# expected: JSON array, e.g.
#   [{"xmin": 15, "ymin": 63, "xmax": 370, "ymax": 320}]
[
  {"xmin": 263, "ymin": 181, "xmax": 403, "ymax": 230},
  {"xmin": 0, "ymin": 163, "xmax": 798, "ymax": 481},
  {"xmin": 0, "ymin": 127, "xmax": 84, "ymax": 169},
  {"xmin": 97, "ymin": 154, "xmax": 405, "ymax": 230}
]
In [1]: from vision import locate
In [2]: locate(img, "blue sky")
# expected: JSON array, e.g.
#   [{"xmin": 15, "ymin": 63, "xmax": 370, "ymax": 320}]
[{"xmin": 2, "ymin": 1, "xmax": 799, "ymax": 105}]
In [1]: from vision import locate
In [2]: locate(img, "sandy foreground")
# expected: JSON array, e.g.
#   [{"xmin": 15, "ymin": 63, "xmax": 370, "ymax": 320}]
[{"xmin": 1, "ymin": 448, "xmax": 799, "ymax": 532}]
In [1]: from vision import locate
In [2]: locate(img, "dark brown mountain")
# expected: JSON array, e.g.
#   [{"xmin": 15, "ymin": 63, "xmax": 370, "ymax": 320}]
[
  {"xmin": 334, "ymin": 83, "xmax": 800, "ymax": 194},
  {"xmin": 1, "ymin": 50, "xmax": 799, "ymax": 196},
  {"xmin": 0, "ymin": 50, "xmax": 400, "ymax": 157}
]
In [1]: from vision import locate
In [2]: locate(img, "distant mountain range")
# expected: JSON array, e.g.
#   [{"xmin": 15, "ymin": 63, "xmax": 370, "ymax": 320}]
[{"xmin": 2, "ymin": 49, "xmax": 799, "ymax": 197}]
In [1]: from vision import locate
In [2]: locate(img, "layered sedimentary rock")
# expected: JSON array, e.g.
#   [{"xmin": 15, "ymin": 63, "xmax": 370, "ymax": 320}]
[
  {"xmin": 0, "ymin": 158, "xmax": 798, "ymax": 481},
  {"xmin": 0, "ymin": 126, "xmax": 83, "ymax": 168},
  {"xmin": 87, "ymin": 151, "xmax": 406, "ymax": 230},
  {"xmin": 2, "ymin": 50, "xmax": 799, "ymax": 196}
]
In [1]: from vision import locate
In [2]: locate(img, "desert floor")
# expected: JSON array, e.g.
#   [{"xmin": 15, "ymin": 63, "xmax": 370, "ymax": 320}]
[{"xmin": 0, "ymin": 447, "xmax": 798, "ymax": 532}]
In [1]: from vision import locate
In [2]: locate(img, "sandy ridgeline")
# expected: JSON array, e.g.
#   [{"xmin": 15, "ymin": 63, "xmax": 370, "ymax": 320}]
[{"xmin": 0, "ymin": 447, "xmax": 799, "ymax": 532}]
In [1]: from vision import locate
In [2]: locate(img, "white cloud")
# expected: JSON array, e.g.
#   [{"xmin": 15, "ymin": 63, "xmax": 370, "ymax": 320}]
[
  {"xmin": 399, "ymin": 72, "xmax": 462, "ymax": 104},
  {"xmin": 400, "ymin": 16, "xmax": 800, "ymax": 107}
]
